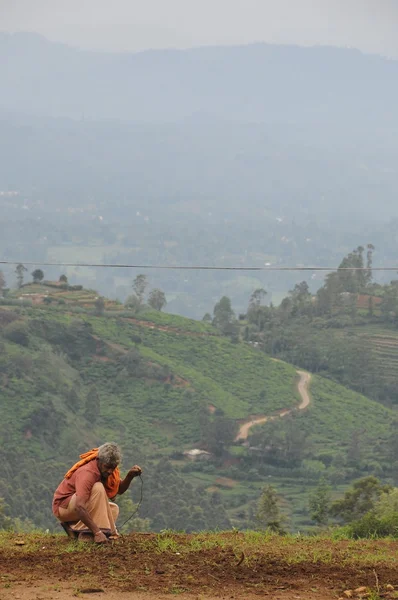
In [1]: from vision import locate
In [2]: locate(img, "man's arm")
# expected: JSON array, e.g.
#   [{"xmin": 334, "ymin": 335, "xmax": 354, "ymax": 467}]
[{"xmin": 118, "ymin": 465, "xmax": 142, "ymax": 495}]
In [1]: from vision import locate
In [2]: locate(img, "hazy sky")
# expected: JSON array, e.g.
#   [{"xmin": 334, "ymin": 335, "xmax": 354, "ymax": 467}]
[{"xmin": 1, "ymin": 0, "xmax": 398, "ymax": 57}]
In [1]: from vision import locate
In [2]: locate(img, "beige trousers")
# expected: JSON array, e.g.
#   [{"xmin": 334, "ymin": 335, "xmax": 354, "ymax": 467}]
[{"xmin": 58, "ymin": 482, "xmax": 119, "ymax": 534}]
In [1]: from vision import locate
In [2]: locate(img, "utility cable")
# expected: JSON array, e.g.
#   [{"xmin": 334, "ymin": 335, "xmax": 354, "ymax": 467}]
[
  {"xmin": 0, "ymin": 260, "xmax": 397, "ymax": 272},
  {"xmin": 119, "ymin": 474, "xmax": 144, "ymax": 531}
]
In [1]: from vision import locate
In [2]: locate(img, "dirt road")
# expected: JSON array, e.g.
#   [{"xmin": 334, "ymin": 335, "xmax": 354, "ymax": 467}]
[{"xmin": 235, "ymin": 369, "xmax": 312, "ymax": 441}]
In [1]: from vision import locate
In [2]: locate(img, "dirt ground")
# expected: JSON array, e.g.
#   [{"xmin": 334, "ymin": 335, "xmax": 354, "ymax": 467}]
[
  {"xmin": 0, "ymin": 586, "xmax": 343, "ymax": 600},
  {"xmin": 1, "ymin": 533, "xmax": 397, "ymax": 600}
]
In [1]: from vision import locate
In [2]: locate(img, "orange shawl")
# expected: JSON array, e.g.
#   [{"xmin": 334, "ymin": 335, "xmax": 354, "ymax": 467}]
[{"xmin": 64, "ymin": 448, "xmax": 121, "ymax": 499}]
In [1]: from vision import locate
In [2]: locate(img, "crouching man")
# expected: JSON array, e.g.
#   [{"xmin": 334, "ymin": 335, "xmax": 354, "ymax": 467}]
[{"xmin": 52, "ymin": 442, "xmax": 142, "ymax": 543}]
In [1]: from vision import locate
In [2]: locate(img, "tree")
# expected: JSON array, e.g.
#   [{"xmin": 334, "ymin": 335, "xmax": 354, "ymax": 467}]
[
  {"xmin": 315, "ymin": 286, "xmax": 333, "ymax": 316},
  {"xmin": 249, "ymin": 288, "xmax": 267, "ymax": 309},
  {"xmin": 15, "ymin": 263, "xmax": 27, "ymax": 288},
  {"xmin": 255, "ymin": 485, "xmax": 286, "ymax": 533},
  {"xmin": 32, "ymin": 269, "xmax": 44, "ymax": 283},
  {"xmin": 132, "ymin": 274, "xmax": 148, "ymax": 305},
  {"xmin": 320, "ymin": 272, "xmax": 343, "ymax": 315},
  {"xmin": 148, "ymin": 288, "xmax": 167, "ymax": 311},
  {"xmin": 213, "ymin": 296, "xmax": 235, "ymax": 335},
  {"xmin": 125, "ymin": 294, "xmax": 141, "ymax": 314},
  {"xmin": 59, "ymin": 274, "xmax": 68, "ymax": 284},
  {"xmin": 204, "ymin": 416, "xmax": 238, "ymax": 457},
  {"xmin": 290, "ymin": 281, "xmax": 310, "ymax": 301},
  {"xmin": 309, "ymin": 478, "xmax": 331, "ymax": 526},
  {"xmin": 247, "ymin": 288, "xmax": 268, "ymax": 329},
  {"xmin": 365, "ymin": 243, "xmax": 375, "ymax": 285},
  {"xmin": 373, "ymin": 488, "xmax": 398, "ymax": 519},
  {"xmin": 0, "ymin": 270, "xmax": 5, "ymax": 295},
  {"xmin": 336, "ymin": 246, "xmax": 367, "ymax": 293},
  {"xmin": 316, "ymin": 244, "xmax": 376, "ymax": 316},
  {"xmin": 250, "ymin": 415, "xmax": 308, "ymax": 467},
  {"xmin": 290, "ymin": 281, "xmax": 312, "ymax": 315},
  {"xmin": 330, "ymin": 476, "xmax": 392, "ymax": 523},
  {"xmin": 202, "ymin": 313, "xmax": 212, "ymax": 324}
]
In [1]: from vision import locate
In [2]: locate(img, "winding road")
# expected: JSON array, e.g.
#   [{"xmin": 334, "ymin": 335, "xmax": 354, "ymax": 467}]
[{"xmin": 235, "ymin": 370, "xmax": 312, "ymax": 442}]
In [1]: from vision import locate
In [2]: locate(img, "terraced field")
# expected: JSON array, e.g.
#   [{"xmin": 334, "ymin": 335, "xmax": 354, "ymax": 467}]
[
  {"xmin": 9, "ymin": 282, "xmax": 123, "ymax": 309},
  {"xmin": 346, "ymin": 325, "xmax": 398, "ymax": 382}
]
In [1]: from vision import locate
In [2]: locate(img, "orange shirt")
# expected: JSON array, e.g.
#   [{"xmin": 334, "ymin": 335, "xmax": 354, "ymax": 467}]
[{"xmin": 52, "ymin": 459, "xmax": 102, "ymax": 517}]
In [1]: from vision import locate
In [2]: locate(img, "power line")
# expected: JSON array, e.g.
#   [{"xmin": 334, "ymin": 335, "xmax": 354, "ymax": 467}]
[{"xmin": 0, "ymin": 260, "xmax": 397, "ymax": 272}]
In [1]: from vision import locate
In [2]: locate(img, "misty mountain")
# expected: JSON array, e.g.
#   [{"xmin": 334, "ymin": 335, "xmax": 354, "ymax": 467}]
[
  {"xmin": 1, "ymin": 34, "xmax": 398, "ymax": 316},
  {"xmin": 1, "ymin": 32, "xmax": 398, "ymax": 128}
]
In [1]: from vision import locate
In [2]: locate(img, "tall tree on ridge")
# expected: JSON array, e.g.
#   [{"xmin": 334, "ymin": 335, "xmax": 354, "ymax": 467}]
[
  {"xmin": 148, "ymin": 288, "xmax": 167, "ymax": 311},
  {"xmin": 133, "ymin": 274, "xmax": 148, "ymax": 306},
  {"xmin": 32, "ymin": 269, "xmax": 44, "ymax": 284},
  {"xmin": 0, "ymin": 271, "xmax": 6, "ymax": 295},
  {"xmin": 15, "ymin": 263, "xmax": 27, "ymax": 289}
]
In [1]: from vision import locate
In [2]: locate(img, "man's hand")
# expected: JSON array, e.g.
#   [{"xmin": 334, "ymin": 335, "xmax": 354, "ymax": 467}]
[
  {"xmin": 94, "ymin": 530, "xmax": 109, "ymax": 544},
  {"xmin": 128, "ymin": 465, "xmax": 142, "ymax": 478},
  {"xmin": 118, "ymin": 465, "xmax": 143, "ymax": 495}
]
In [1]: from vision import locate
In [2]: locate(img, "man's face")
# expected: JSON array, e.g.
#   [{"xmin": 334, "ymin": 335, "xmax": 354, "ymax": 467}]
[{"xmin": 98, "ymin": 461, "xmax": 116, "ymax": 479}]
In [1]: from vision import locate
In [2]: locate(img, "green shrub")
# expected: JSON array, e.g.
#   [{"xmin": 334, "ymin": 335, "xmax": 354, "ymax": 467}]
[
  {"xmin": 375, "ymin": 489, "xmax": 398, "ymax": 518},
  {"xmin": 0, "ymin": 309, "xmax": 20, "ymax": 326},
  {"xmin": 0, "ymin": 298, "xmax": 32, "ymax": 307},
  {"xmin": 344, "ymin": 511, "xmax": 398, "ymax": 538},
  {"xmin": 3, "ymin": 321, "xmax": 30, "ymax": 346}
]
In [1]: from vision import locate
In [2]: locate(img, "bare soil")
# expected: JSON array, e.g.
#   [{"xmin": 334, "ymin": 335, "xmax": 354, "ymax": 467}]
[
  {"xmin": 0, "ymin": 587, "xmax": 339, "ymax": 600},
  {"xmin": 0, "ymin": 587, "xmax": 348, "ymax": 600},
  {"xmin": 1, "ymin": 533, "xmax": 397, "ymax": 600}
]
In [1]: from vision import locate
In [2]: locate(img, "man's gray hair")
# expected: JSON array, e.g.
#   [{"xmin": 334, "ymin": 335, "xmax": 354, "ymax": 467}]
[{"xmin": 98, "ymin": 442, "xmax": 122, "ymax": 467}]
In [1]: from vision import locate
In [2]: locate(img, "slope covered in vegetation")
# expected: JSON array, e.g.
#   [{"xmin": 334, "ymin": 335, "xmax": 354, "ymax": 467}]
[
  {"xmin": 0, "ymin": 283, "xmax": 395, "ymax": 532},
  {"xmin": 0, "ymin": 296, "xmax": 299, "ymax": 530}
]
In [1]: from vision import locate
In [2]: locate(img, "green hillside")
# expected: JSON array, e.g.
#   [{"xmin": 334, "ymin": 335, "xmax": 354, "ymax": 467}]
[{"xmin": 0, "ymin": 287, "xmax": 395, "ymax": 533}]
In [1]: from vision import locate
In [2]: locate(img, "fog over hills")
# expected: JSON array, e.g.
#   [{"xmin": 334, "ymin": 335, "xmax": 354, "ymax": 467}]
[{"xmin": 1, "ymin": 33, "xmax": 398, "ymax": 316}]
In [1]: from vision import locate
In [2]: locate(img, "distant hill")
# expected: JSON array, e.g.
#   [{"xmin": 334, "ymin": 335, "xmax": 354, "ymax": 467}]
[
  {"xmin": 1, "ymin": 32, "xmax": 398, "ymax": 127},
  {"xmin": 0, "ymin": 287, "xmax": 395, "ymax": 532},
  {"xmin": 2, "ymin": 34, "xmax": 398, "ymax": 317}
]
